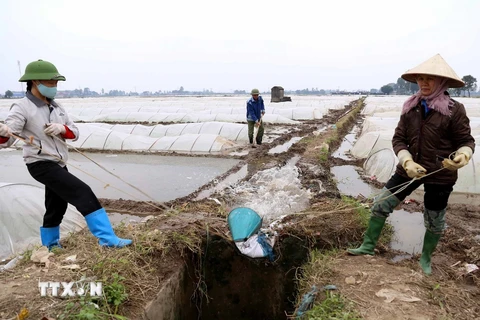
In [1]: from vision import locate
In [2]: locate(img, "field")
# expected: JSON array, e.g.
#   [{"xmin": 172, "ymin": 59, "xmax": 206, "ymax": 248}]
[{"xmin": 0, "ymin": 95, "xmax": 479, "ymax": 320}]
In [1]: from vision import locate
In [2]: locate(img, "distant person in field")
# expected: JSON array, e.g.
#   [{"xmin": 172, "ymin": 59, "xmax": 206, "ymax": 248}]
[
  {"xmin": 347, "ymin": 54, "xmax": 475, "ymax": 275},
  {"xmin": 0, "ymin": 59, "xmax": 132, "ymax": 250},
  {"xmin": 246, "ymin": 88, "xmax": 265, "ymax": 147}
]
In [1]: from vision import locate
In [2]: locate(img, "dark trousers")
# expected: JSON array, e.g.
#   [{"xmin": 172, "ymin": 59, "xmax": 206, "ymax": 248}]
[
  {"xmin": 385, "ymin": 173, "xmax": 454, "ymax": 211},
  {"xmin": 247, "ymin": 121, "xmax": 264, "ymax": 144},
  {"xmin": 27, "ymin": 161, "xmax": 101, "ymax": 227}
]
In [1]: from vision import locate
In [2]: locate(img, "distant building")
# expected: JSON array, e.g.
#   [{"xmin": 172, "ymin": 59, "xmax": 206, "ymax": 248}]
[
  {"xmin": 271, "ymin": 86, "xmax": 291, "ymax": 103},
  {"xmin": 12, "ymin": 91, "xmax": 26, "ymax": 98}
]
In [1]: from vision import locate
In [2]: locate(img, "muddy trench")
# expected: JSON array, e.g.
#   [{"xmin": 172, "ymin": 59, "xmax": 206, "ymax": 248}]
[{"xmin": 144, "ymin": 233, "xmax": 345, "ymax": 320}]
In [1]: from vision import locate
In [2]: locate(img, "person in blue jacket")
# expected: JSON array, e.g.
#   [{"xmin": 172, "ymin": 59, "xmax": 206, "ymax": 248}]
[{"xmin": 246, "ymin": 88, "xmax": 265, "ymax": 147}]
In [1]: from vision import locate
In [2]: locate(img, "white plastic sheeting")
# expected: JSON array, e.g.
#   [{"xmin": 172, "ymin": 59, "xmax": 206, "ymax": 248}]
[
  {"xmin": 70, "ymin": 112, "xmax": 299, "ymax": 124},
  {"xmin": 0, "ymin": 182, "xmax": 85, "ymax": 259},
  {"xmin": 77, "ymin": 125, "xmax": 236, "ymax": 153},
  {"xmin": 361, "ymin": 117, "xmax": 399, "ymax": 135},
  {"xmin": 363, "ymin": 149, "xmax": 398, "ymax": 182},
  {"xmin": 53, "ymin": 95, "xmax": 356, "ymax": 110},
  {"xmin": 69, "ymin": 106, "xmax": 324, "ymax": 120},
  {"xmin": 83, "ymin": 122, "xmax": 249, "ymax": 141},
  {"xmin": 363, "ymin": 96, "xmax": 480, "ymax": 117},
  {"xmin": 1, "ymin": 95, "xmax": 357, "ymax": 123},
  {"xmin": 351, "ymin": 131, "xmax": 394, "ymax": 159},
  {"xmin": 362, "ymin": 116, "xmax": 480, "ymax": 136},
  {"xmin": 11, "ymin": 124, "xmax": 239, "ymax": 153},
  {"xmin": 68, "ymin": 106, "xmax": 195, "ymax": 116},
  {"xmin": 362, "ymin": 96, "xmax": 407, "ymax": 116}
]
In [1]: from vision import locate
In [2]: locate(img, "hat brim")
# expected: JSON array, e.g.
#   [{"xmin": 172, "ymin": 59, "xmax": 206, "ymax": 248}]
[
  {"xmin": 19, "ymin": 73, "xmax": 66, "ymax": 82},
  {"xmin": 401, "ymin": 73, "xmax": 465, "ymax": 88}
]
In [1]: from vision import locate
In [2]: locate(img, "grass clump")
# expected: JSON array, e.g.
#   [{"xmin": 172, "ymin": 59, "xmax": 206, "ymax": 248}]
[
  {"xmin": 340, "ymin": 196, "xmax": 393, "ymax": 245},
  {"xmin": 340, "ymin": 196, "xmax": 370, "ymax": 228},
  {"xmin": 304, "ymin": 291, "xmax": 361, "ymax": 320},
  {"xmin": 296, "ymin": 249, "xmax": 361, "ymax": 319},
  {"xmin": 46, "ymin": 215, "xmax": 206, "ymax": 318}
]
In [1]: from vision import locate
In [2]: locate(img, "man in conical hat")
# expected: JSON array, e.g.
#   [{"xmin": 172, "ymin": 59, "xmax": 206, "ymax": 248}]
[{"xmin": 347, "ymin": 54, "xmax": 475, "ymax": 275}]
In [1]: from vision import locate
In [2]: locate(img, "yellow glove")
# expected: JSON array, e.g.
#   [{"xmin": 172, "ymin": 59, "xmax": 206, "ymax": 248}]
[
  {"xmin": 442, "ymin": 146, "xmax": 473, "ymax": 171},
  {"xmin": 397, "ymin": 149, "xmax": 427, "ymax": 179},
  {"xmin": 404, "ymin": 159, "xmax": 427, "ymax": 179}
]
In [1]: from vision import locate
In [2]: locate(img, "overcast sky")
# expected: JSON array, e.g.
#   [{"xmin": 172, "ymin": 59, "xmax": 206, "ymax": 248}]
[{"xmin": 1, "ymin": 0, "xmax": 479, "ymax": 94}]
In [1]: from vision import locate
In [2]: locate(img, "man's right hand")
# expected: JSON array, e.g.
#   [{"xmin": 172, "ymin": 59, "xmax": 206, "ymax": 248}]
[
  {"xmin": 255, "ymin": 121, "xmax": 260, "ymax": 127},
  {"xmin": 0, "ymin": 123, "xmax": 11, "ymax": 137},
  {"xmin": 403, "ymin": 159, "xmax": 427, "ymax": 179}
]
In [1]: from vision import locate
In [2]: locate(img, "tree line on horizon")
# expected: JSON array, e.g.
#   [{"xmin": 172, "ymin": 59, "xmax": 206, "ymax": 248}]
[
  {"xmin": 2, "ymin": 75, "xmax": 479, "ymax": 98},
  {"xmin": 380, "ymin": 75, "xmax": 478, "ymax": 97}
]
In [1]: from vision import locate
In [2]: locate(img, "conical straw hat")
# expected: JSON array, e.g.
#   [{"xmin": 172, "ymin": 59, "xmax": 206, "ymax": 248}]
[{"xmin": 401, "ymin": 54, "xmax": 464, "ymax": 88}]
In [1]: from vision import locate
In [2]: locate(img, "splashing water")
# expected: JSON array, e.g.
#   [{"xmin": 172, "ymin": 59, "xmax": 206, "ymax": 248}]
[{"xmin": 229, "ymin": 158, "xmax": 311, "ymax": 222}]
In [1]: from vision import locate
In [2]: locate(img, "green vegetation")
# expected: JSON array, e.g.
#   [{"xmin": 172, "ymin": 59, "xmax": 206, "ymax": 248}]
[
  {"xmin": 297, "ymin": 250, "xmax": 361, "ymax": 320},
  {"xmin": 305, "ymin": 291, "xmax": 361, "ymax": 320}
]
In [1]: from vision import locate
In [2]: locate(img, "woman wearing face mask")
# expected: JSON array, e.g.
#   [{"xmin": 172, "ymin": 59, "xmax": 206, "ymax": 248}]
[
  {"xmin": 347, "ymin": 54, "xmax": 475, "ymax": 275},
  {"xmin": 0, "ymin": 59, "xmax": 132, "ymax": 249}
]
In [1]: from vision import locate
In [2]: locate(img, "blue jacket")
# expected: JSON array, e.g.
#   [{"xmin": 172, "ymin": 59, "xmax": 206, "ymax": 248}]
[{"xmin": 246, "ymin": 96, "xmax": 265, "ymax": 122}]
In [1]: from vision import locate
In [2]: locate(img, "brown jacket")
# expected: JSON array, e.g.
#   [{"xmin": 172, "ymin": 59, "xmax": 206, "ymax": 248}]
[{"xmin": 392, "ymin": 98, "xmax": 475, "ymax": 184}]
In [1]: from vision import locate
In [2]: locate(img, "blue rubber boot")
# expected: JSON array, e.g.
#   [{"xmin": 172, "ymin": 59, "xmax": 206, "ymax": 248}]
[
  {"xmin": 85, "ymin": 208, "xmax": 132, "ymax": 248},
  {"xmin": 40, "ymin": 226, "xmax": 62, "ymax": 250}
]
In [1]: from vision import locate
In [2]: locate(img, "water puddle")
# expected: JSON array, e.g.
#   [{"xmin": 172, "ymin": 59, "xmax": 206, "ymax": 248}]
[
  {"xmin": 228, "ymin": 156, "xmax": 308, "ymax": 222},
  {"xmin": 331, "ymin": 165, "xmax": 424, "ymax": 255},
  {"xmin": 0, "ymin": 150, "xmax": 239, "ymax": 202},
  {"xmin": 331, "ymin": 165, "xmax": 378, "ymax": 198},
  {"xmin": 332, "ymin": 126, "xmax": 359, "ymax": 160},
  {"xmin": 108, "ymin": 212, "xmax": 144, "ymax": 226},
  {"xmin": 229, "ymin": 150, "xmax": 249, "ymax": 157},
  {"xmin": 196, "ymin": 164, "xmax": 249, "ymax": 200},
  {"xmin": 268, "ymin": 137, "xmax": 303, "ymax": 154},
  {"xmin": 387, "ymin": 209, "xmax": 425, "ymax": 255},
  {"xmin": 390, "ymin": 253, "xmax": 413, "ymax": 263},
  {"xmin": 268, "ymin": 127, "xmax": 295, "ymax": 135}
]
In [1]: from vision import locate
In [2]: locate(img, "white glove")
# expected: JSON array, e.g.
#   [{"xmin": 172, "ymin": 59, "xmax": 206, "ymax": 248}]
[
  {"xmin": 442, "ymin": 146, "xmax": 473, "ymax": 171},
  {"xmin": 44, "ymin": 123, "xmax": 66, "ymax": 136},
  {"xmin": 0, "ymin": 123, "xmax": 11, "ymax": 137},
  {"xmin": 397, "ymin": 149, "xmax": 427, "ymax": 179}
]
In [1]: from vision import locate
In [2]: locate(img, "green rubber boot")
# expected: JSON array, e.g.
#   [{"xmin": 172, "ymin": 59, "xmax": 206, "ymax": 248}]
[
  {"xmin": 347, "ymin": 216, "xmax": 386, "ymax": 255},
  {"xmin": 419, "ymin": 230, "xmax": 441, "ymax": 275},
  {"xmin": 348, "ymin": 187, "xmax": 400, "ymax": 255}
]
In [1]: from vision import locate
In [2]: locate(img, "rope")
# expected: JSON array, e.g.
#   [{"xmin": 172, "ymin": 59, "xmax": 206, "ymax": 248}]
[
  {"xmin": 10, "ymin": 133, "xmax": 169, "ymax": 211},
  {"xmin": 52, "ymin": 135, "xmax": 157, "ymax": 202},
  {"xmin": 368, "ymin": 152, "xmax": 457, "ymax": 203}
]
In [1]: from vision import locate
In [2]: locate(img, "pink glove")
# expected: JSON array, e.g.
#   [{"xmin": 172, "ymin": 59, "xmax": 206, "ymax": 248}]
[
  {"xmin": 0, "ymin": 123, "xmax": 11, "ymax": 137},
  {"xmin": 44, "ymin": 123, "xmax": 66, "ymax": 136}
]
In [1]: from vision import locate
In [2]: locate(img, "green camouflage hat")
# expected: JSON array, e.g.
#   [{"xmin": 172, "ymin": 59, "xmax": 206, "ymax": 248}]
[
  {"xmin": 250, "ymin": 88, "xmax": 260, "ymax": 95},
  {"xmin": 19, "ymin": 59, "xmax": 66, "ymax": 82}
]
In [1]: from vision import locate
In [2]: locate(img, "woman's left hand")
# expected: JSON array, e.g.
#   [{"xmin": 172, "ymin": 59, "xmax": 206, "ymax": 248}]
[
  {"xmin": 443, "ymin": 153, "xmax": 469, "ymax": 171},
  {"xmin": 44, "ymin": 123, "xmax": 66, "ymax": 136}
]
